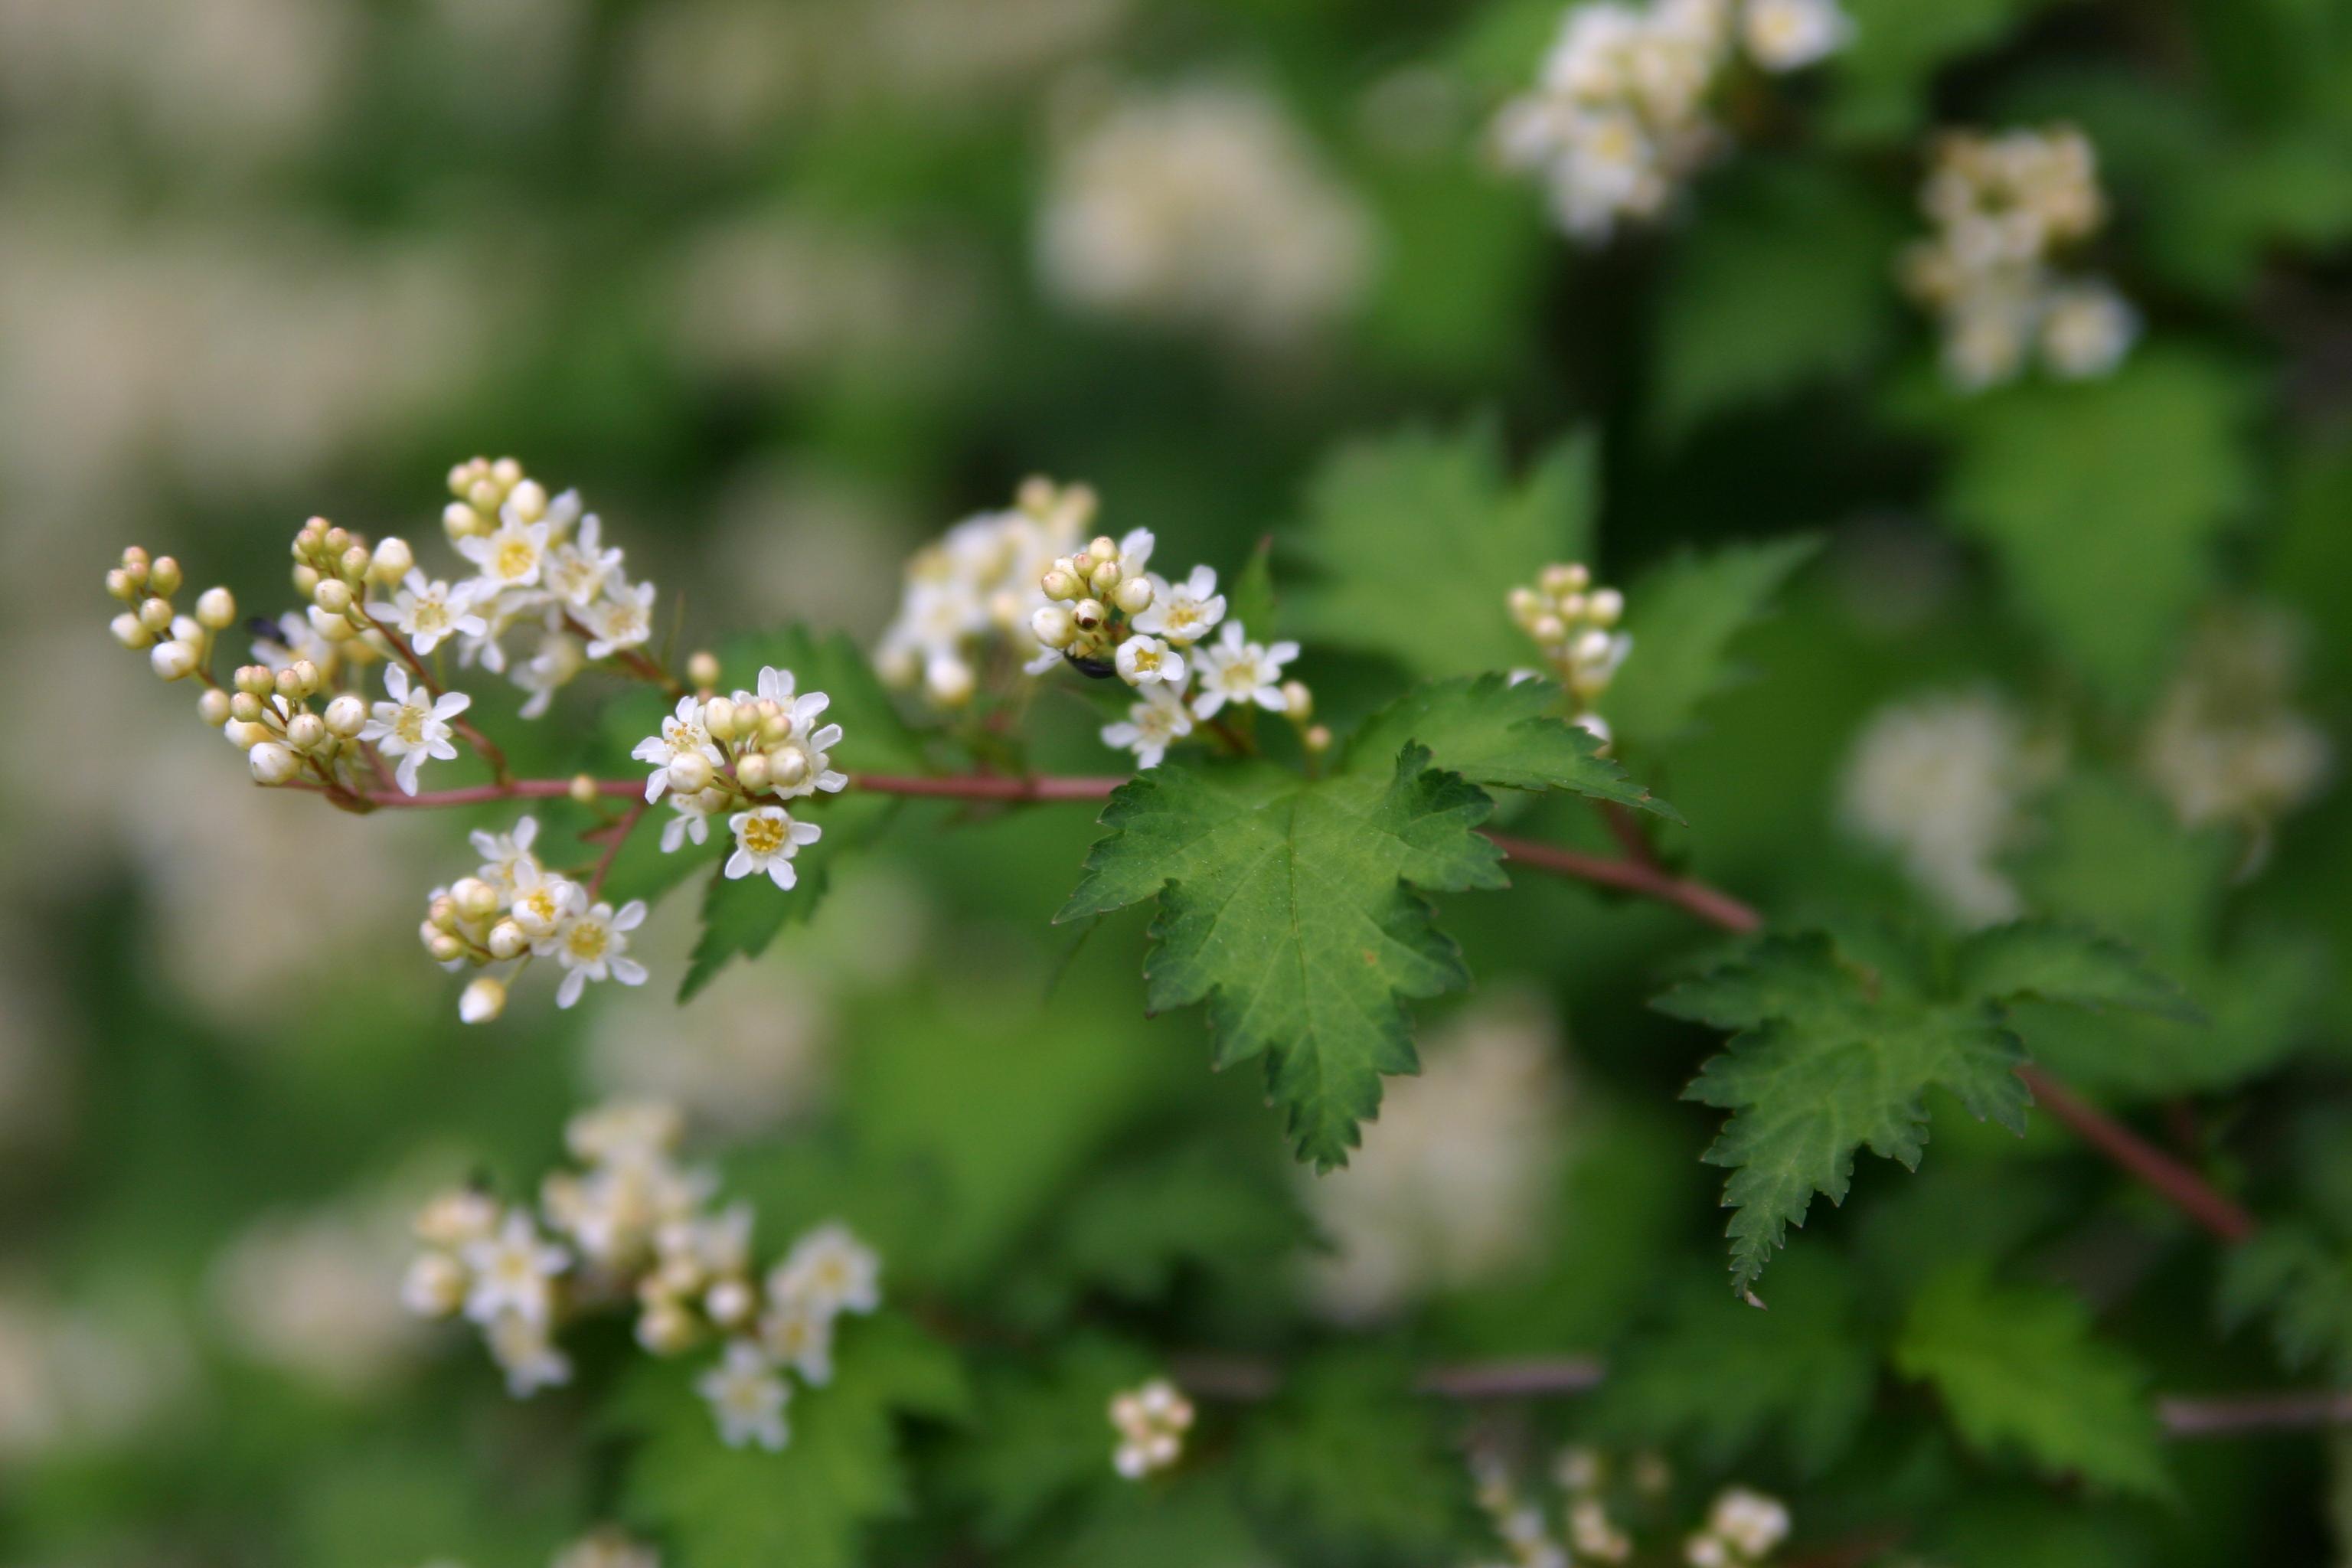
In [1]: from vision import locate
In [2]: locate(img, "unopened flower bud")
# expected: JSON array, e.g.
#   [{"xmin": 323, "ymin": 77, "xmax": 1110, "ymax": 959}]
[
  {"xmin": 1089, "ymin": 560, "xmax": 1122, "ymax": 595},
  {"xmin": 1540, "ymin": 563, "xmax": 1590, "ymax": 596},
  {"xmin": 428, "ymin": 930, "xmax": 467, "ymax": 963},
  {"xmin": 248, "ymin": 740, "xmax": 301, "ymax": 786},
  {"xmin": 138, "ymin": 596, "xmax": 175, "ymax": 633},
  {"xmin": 568, "ymin": 773, "xmax": 599, "ymax": 806},
  {"xmin": 703, "ymin": 696, "xmax": 738, "ymax": 741},
  {"xmin": 506, "ymin": 479, "xmax": 548, "ymax": 522},
  {"xmin": 1531, "ymin": 614, "xmax": 1566, "ymax": 646},
  {"xmin": 636, "ymin": 1300, "xmax": 697, "ymax": 1356},
  {"xmin": 756, "ymin": 702, "xmax": 793, "ymax": 745},
  {"xmin": 236, "ymin": 665, "xmax": 274, "ymax": 696},
  {"xmin": 339, "ymin": 544, "xmax": 371, "ymax": 582},
  {"xmin": 769, "ymin": 748, "xmax": 808, "ymax": 788},
  {"xmin": 1114, "ymin": 576, "xmax": 1155, "ymax": 615},
  {"xmin": 1508, "ymin": 586, "xmax": 1541, "ymax": 622},
  {"xmin": 491, "ymin": 456, "xmax": 522, "ymax": 487},
  {"xmin": 105, "ymin": 568, "xmax": 136, "ymax": 601},
  {"xmin": 285, "ymin": 712, "xmax": 327, "ymax": 750},
  {"xmin": 735, "ymin": 752, "xmax": 773, "ymax": 792},
  {"xmin": 323, "ymin": 693, "xmax": 367, "ymax": 737},
  {"xmin": 443, "ymin": 501, "xmax": 483, "ymax": 541},
  {"xmin": 148, "ymin": 557, "xmax": 182, "ymax": 596},
  {"xmin": 1041, "ymin": 569, "xmax": 1079, "ymax": 601},
  {"xmin": 401, "ymin": 1251, "xmax": 467, "ymax": 1316},
  {"xmin": 445, "ymin": 878, "xmax": 495, "ymax": 924},
  {"xmin": 224, "ymin": 718, "xmax": 268, "ymax": 750},
  {"xmin": 276, "ymin": 668, "xmax": 304, "ymax": 702},
  {"xmin": 1573, "ymin": 628, "xmax": 1613, "ymax": 665},
  {"xmin": 1073, "ymin": 598, "xmax": 1106, "ymax": 632},
  {"xmin": 307, "ymin": 604, "xmax": 355, "ymax": 642},
  {"xmin": 313, "ymin": 578, "xmax": 353, "ymax": 615},
  {"xmin": 1305, "ymin": 724, "xmax": 1332, "ymax": 753},
  {"xmin": 705, "ymin": 1278, "xmax": 755, "ymax": 1328},
  {"xmin": 668, "ymin": 751, "xmax": 715, "ymax": 794},
  {"xmin": 150, "ymin": 641, "xmax": 198, "ymax": 681},
  {"xmin": 487, "ymin": 920, "xmax": 528, "ymax": 960},
  {"xmin": 292, "ymin": 563, "xmax": 322, "ymax": 596},
  {"xmin": 1032, "ymin": 605, "xmax": 1076, "ymax": 648},
  {"xmin": 926, "ymin": 655, "xmax": 975, "ymax": 707},
  {"xmin": 467, "ymin": 479, "xmax": 500, "ymax": 511},
  {"xmin": 194, "ymin": 586, "xmax": 237, "ymax": 629},
  {"xmin": 1586, "ymin": 587, "xmax": 1624, "ymax": 626},
  {"xmin": 1089, "ymin": 535, "xmax": 1118, "ymax": 563},
  {"xmin": 111, "ymin": 612, "xmax": 153, "ymax": 649},
  {"xmin": 370, "ymin": 537, "xmax": 414, "ymax": 583},
  {"xmin": 1279, "ymin": 681, "xmax": 1312, "ymax": 720},
  {"xmin": 687, "ymin": 650, "xmax": 720, "ymax": 690},
  {"xmin": 230, "ymin": 692, "xmax": 265, "ymax": 725},
  {"xmin": 197, "ymin": 688, "xmax": 232, "ymax": 727}
]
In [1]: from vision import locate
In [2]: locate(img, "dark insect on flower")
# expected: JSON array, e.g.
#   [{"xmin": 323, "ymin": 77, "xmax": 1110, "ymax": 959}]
[{"xmin": 1066, "ymin": 652, "xmax": 1119, "ymax": 680}]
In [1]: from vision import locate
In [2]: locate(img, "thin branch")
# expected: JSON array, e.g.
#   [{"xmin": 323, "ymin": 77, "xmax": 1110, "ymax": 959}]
[
  {"xmin": 848, "ymin": 772, "xmax": 1129, "ymax": 802},
  {"xmin": 586, "ymin": 800, "xmax": 649, "ymax": 898},
  {"xmin": 2159, "ymin": 1390, "xmax": 2352, "ymax": 1438},
  {"xmin": 2016, "ymin": 1066, "xmax": 2259, "ymax": 1243},
  {"xmin": 1482, "ymin": 831, "xmax": 1764, "ymax": 934}
]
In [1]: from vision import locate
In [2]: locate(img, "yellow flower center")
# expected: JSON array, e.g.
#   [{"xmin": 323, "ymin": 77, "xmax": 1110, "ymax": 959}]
[
  {"xmin": 742, "ymin": 815, "xmax": 788, "ymax": 857},
  {"xmin": 565, "ymin": 921, "xmax": 609, "ymax": 962},
  {"xmin": 497, "ymin": 539, "xmax": 536, "ymax": 579}
]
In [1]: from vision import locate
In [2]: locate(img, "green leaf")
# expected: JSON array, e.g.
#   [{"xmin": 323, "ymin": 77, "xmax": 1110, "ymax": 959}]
[
  {"xmin": 1059, "ymin": 748, "xmax": 1508, "ymax": 1169},
  {"xmin": 1668, "ymin": 932, "xmax": 2034, "ymax": 1295},
  {"xmin": 1822, "ymin": 0, "xmax": 2068, "ymax": 145},
  {"xmin": 1344, "ymin": 673, "xmax": 1679, "ymax": 819},
  {"xmin": 1894, "ymin": 1266, "xmax": 2170, "ymax": 1498},
  {"xmin": 1594, "ymin": 1250, "xmax": 1876, "ymax": 1475},
  {"xmin": 1605, "ymin": 536, "xmax": 1822, "ymax": 750},
  {"xmin": 1293, "ymin": 423, "xmax": 1598, "ymax": 681},
  {"xmin": 1650, "ymin": 162, "xmax": 1904, "ymax": 439},
  {"xmin": 948, "ymin": 1338, "xmax": 1161, "ymax": 1548},
  {"xmin": 1021, "ymin": 1144, "xmax": 1311, "ymax": 1315},
  {"xmin": 1932, "ymin": 350, "xmax": 2256, "ymax": 698},
  {"xmin": 678, "ymin": 627, "xmax": 925, "ymax": 1000},
  {"xmin": 613, "ymin": 1312, "xmax": 969, "ymax": 1568},
  {"xmin": 1952, "ymin": 923, "xmax": 2200, "ymax": 1022},
  {"xmin": 1236, "ymin": 1353, "xmax": 1483, "ymax": 1563},
  {"xmin": 2219, "ymin": 1224, "xmax": 2352, "ymax": 1377}
]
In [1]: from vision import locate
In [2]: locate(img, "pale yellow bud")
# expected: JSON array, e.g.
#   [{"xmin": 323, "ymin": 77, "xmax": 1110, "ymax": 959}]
[
  {"xmin": 197, "ymin": 688, "xmax": 232, "ymax": 727},
  {"xmin": 769, "ymin": 748, "xmax": 808, "ymax": 788},
  {"xmin": 119, "ymin": 545, "xmax": 152, "ymax": 578},
  {"xmin": 506, "ymin": 479, "xmax": 548, "ymax": 522},
  {"xmin": 1586, "ymin": 587, "xmax": 1624, "ymax": 626},
  {"xmin": 1531, "ymin": 614, "xmax": 1567, "ymax": 646},
  {"xmin": 636, "ymin": 1300, "xmax": 698, "ymax": 1356},
  {"xmin": 447, "ymin": 877, "xmax": 497, "ymax": 923},
  {"xmin": 111, "ymin": 612, "xmax": 154, "ymax": 649},
  {"xmin": 1089, "ymin": 535, "xmax": 1119, "ymax": 564},
  {"xmin": 756, "ymin": 701, "xmax": 793, "ymax": 745},
  {"xmin": 285, "ymin": 711, "xmax": 328, "ymax": 751},
  {"xmin": 247, "ymin": 740, "xmax": 302, "ymax": 786},
  {"xmin": 1508, "ymin": 586, "xmax": 1542, "ymax": 622},
  {"xmin": 292, "ymin": 564, "xmax": 322, "ymax": 598},
  {"xmin": 1040, "ymin": 569, "xmax": 1079, "ymax": 602},
  {"xmin": 687, "ymin": 650, "xmax": 720, "ymax": 690},
  {"xmin": 322, "ymin": 527, "xmax": 352, "ymax": 558},
  {"xmin": 194, "ymin": 586, "xmax": 237, "ymax": 629},
  {"xmin": 568, "ymin": 773, "xmax": 599, "ymax": 806},
  {"xmin": 230, "ymin": 691, "xmax": 266, "ymax": 724},
  {"xmin": 1031, "ymin": 605, "xmax": 1076, "ymax": 648},
  {"xmin": 1305, "ymin": 724, "xmax": 1332, "ymax": 753},
  {"xmin": 704, "ymin": 696, "xmax": 738, "ymax": 741},
  {"xmin": 224, "ymin": 718, "xmax": 269, "ymax": 750},
  {"xmin": 491, "ymin": 456, "xmax": 523, "ymax": 487},
  {"xmin": 668, "ymin": 751, "xmax": 715, "ymax": 794},
  {"xmin": 487, "ymin": 921, "xmax": 528, "ymax": 961},
  {"xmin": 371, "ymin": 537, "xmax": 415, "ymax": 583},
  {"xmin": 150, "ymin": 641, "xmax": 198, "ymax": 681},
  {"xmin": 1114, "ymin": 576, "xmax": 1155, "ymax": 615},
  {"xmin": 735, "ymin": 752, "xmax": 773, "ymax": 792},
  {"xmin": 925, "ymin": 655, "xmax": 975, "ymax": 707},
  {"xmin": 443, "ymin": 501, "xmax": 482, "ymax": 541},
  {"xmin": 324, "ymin": 694, "xmax": 368, "ymax": 737},
  {"xmin": 1279, "ymin": 681, "xmax": 1312, "ymax": 720},
  {"xmin": 426, "ymin": 931, "xmax": 466, "ymax": 965},
  {"xmin": 139, "ymin": 596, "xmax": 175, "ymax": 633},
  {"xmin": 236, "ymin": 665, "xmax": 276, "ymax": 697},
  {"xmin": 1073, "ymin": 598, "xmax": 1106, "ymax": 632},
  {"xmin": 705, "ymin": 1278, "xmax": 755, "ymax": 1328},
  {"xmin": 306, "ymin": 605, "xmax": 354, "ymax": 643},
  {"xmin": 339, "ymin": 544, "xmax": 371, "ymax": 582},
  {"xmin": 313, "ymin": 578, "xmax": 353, "ymax": 615},
  {"xmin": 1089, "ymin": 560, "xmax": 1122, "ymax": 596},
  {"xmin": 148, "ymin": 556, "xmax": 183, "ymax": 596}
]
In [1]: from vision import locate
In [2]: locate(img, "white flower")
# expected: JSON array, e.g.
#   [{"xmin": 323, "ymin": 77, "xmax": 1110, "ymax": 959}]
[
  {"xmin": 541, "ymin": 512, "xmax": 623, "ymax": 608},
  {"xmin": 1101, "ymin": 685, "xmax": 1194, "ymax": 769},
  {"xmin": 550, "ymin": 1527, "xmax": 658, "ymax": 1568},
  {"xmin": 661, "ymin": 789, "xmax": 728, "ymax": 854},
  {"xmin": 460, "ymin": 1211, "xmax": 570, "ymax": 1327},
  {"xmin": 1108, "ymin": 1378, "xmax": 1194, "ymax": 1480},
  {"xmin": 1708, "ymin": 1488, "xmax": 1791, "ymax": 1558},
  {"xmin": 509, "ymin": 861, "xmax": 583, "ymax": 942},
  {"xmin": 768, "ymin": 1223, "xmax": 880, "ymax": 1317},
  {"xmin": 1130, "ymin": 564, "xmax": 1225, "ymax": 646},
  {"xmin": 726, "ymin": 805, "xmax": 822, "ymax": 890},
  {"xmin": 471, "ymin": 815, "xmax": 541, "ymax": 898},
  {"xmin": 1112, "ymin": 633, "xmax": 1184, "ymax": 689},
  {"xmin": 456, "ymin": 514, "xmax": 551, "ymax": 592},
  {"xmin": 583, "ymin": 578, "xmax": 658, "ymax": 660},
  {"xmin": 696, "ymin": 1339, "xmax": 790, "ymax": 1450},
  {"xmin": 740, "ymin": 667, "xmax": 848, "ymax": 799},
  {"xmin": 756, "ymin": 1293, "xmax": 836, "ymax": 1387},
  {"xmin": 484, "ymin": 1309, "xmax": 573, "ymax": 1397},
  {"xmin": 632, "ymin": 697, "xmax": 724, "ymax": 803},
  {"xmin": 514, "ymin": 628, "xmax": 585, "ymax": 719},
  {"xmin": 1740, "ymin": 0, "xmax": 1851, "ymax": 70},
  {"xmin": 366, "ymin": 572, "xmax": 488, "ymax": 656},
  {"xmin": 1189, "ymin": 622, "xmax": 1298, "ymax": 718},
  {"xmin": 361, "ymin": 664, "xmax": 472, "ymax": 795},
  {"xmin": 551, "ymin": 900, "xmax": 651, "ymax": 1008},
  {"xmin": 2040, "ymin": 280, "xmax": 2139, "ymax": 380},
  {"xmin": 400, "ymin": 1250, "xmax": 467, "ymax": 1318},
  {"xmin": 567, "ymin": 1101, "xmax": 687, "ymax": 1167}
]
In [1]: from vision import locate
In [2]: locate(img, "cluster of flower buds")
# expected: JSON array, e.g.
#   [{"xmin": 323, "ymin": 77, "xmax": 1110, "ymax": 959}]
[
  {"xmin": 629, "ymin": 664, "xmax": 845, "ymax": 889},
  {"xmin": 1465, "ymin": 1446, "xmax": 1687, "ymax": 1568},
  {"xmin": 1108, "ymin": 1378, "xmax": 1196, "ymax": 1479},
  {"xmin": 1684, "ymin": 1488, "xmax": 1791, "ymax": 1566},
  {"xmin": 421, "ymin": 814, "xmax": 649, "ymax": 1021},
  {"xmin": 403, "ymin": 1101, "xmax": 884, "ymax": 1450},
  {"xmin": 1901, "ymin": 126, "xmax": 2138, "ymax": 390},
  {"xmin": 876, "ymin": 478, "xmax": 1099, "ymax": 707},
  {"xmin": 1508, "ymin": 563, "xmax": 1632, "ymax": 743},
  {"xmin": 106, "ymin": 545, "xmax": 246, "ymax": 691},
  {"xmin": 1492, "ymin": 0, "xmax": 1853, "ymax": 246}
]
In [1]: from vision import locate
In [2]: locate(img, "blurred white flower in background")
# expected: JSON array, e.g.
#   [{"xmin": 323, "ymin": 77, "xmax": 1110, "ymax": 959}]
[
  {"xmin": 207, "ymin": 1188, "xmax": 433, "ymax": 1396},
  {"xmin": 1036, "ymin": 82, "xmax": 1375, "ymax": 344},
  {"xmin": 1302, "ymin": 995, "xmax": 1570, "ymax": 1322},
  {"xmin": 0, "ymin": 1285, "xmax": 193, "ymax": 1464},
  {"xmin": 1840, "ymin": 689, "xmax": 2061, "ymax": 925},
  {"xmin": 2142, "ymin": 608, "xmax": 2333, "ymax": 834}
]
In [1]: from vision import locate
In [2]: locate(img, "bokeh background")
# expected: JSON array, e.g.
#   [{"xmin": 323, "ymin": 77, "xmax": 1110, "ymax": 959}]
[{"xmin": 7, "ymin": 0, "xmax": 2352, "ymax": 1563}]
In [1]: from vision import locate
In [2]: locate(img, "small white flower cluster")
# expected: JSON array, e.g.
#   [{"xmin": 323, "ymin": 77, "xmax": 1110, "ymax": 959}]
[
  {"xmin": 1469, "ymin": 1444, "xmax": 1665, "ymax": 1568},
  {"xmin": 1901, "ymin": 126, "xmax": 2138, "ymax": 390},
  {"xmin": 1107, "ymin": 1377, "xmax": 1195, "ymax": 1479},
  {"xmin": 1508, "ymin": 562, "xmax": 1632, "ymax": 744},
  {"xmin": 1027, "ymin": 523, "xmax": 1309, "ymax": 769},
  {"xmin": 402, "ymin": 1101, "xmax": 884, "ymax": 1450},
  {"xmin": 419, "ymin": 815, "xmax": 649, "ymax": 1021},
  {"xmin": 630, "ymin": 664, "xmax": 845, "ymax": 887},
  {"xmin": 1684, "ymin": 1488, "xmax": 1791, "ymax": 1566},
  {"xmin": 2142, "ymin": 609, "xmax": 2333, "ymax": 833},
  {"xmin": 1493, "ymin": 0, "xmax": 1853, "ymax": 244},
  {"xmin": 433, "ymin": 456, "xmax": 662, "ymax": 716},
  {"xmin": 1036, "ymin": 82, "xmax": 1374, "ymax": 344},
  {"xmin": 550, "ymin": 1527, "xmax": 660, "ymax": 1568},
  {"xmin": 875, "ymin": 478, "xmax": 1099, "ymax": 708},
  {"xmin": 1840, "ymin": 689, "xmax": 2061, "ymax": 926}
]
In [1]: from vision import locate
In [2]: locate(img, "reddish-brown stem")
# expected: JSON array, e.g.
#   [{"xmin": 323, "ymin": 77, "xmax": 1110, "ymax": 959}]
[
  {"xmin": 586, "ymin": 800, "xmax": 648, "ymax": 898},
  {"xmin": 2016, "ymin": 1065, "xmax": 2259, "ymax": 1243},
  {"xmin": 848, "ymin": 772, "xmax": 1129, "ymax": 802},
  {"xmin": 1482, "ymin": 831, "xmax": 1765, "ymax": 934}
]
